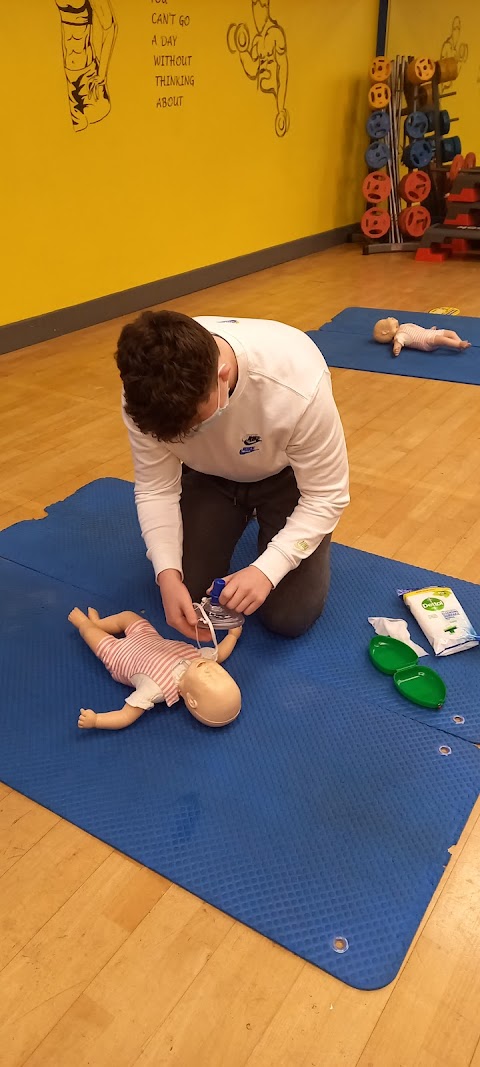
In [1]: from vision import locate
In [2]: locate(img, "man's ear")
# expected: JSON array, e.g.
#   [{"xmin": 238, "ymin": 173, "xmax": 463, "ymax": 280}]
[{"xmin": 185, "ymin": 693, "xmax": 198, "ymax": 710}]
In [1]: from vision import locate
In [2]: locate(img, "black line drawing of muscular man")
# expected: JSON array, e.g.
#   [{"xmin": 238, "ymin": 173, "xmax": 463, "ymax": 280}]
[
  {"xmin": 227, "ymin": 1, "xmax": 289, "ymax": 137},
  {"xmin": 55, "ymin": 1, "xmax": 117, "ymax": 132},
  {"xmin": 440, "ymin": 16, "xmax": 468, "ymax": 91}
]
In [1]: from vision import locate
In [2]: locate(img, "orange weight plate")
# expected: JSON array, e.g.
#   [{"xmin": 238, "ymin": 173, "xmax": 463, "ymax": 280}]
[
  {"xmin": 406, "ymin": 57, "xmax": 435, "ymax": 84},
  {"xmin": 370, "ymin": 56, "xmax": 392, "ymax": 82},
  {"xmin": 368, "ymin": 82, "xmax": 392, "ymax": 109},
  {"xmin": 436, "ymin": 57, "xmax": 459, "ymax": 84}
]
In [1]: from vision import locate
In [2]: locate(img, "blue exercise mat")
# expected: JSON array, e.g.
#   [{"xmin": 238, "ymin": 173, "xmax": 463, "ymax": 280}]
[
  {"xmin": 2, "ymin": 479, "xmax": 480, "ymax": 743},
  {"xmin": 1, "ymin": 553, "xmax": 480, "ymax": 991},
  {"xmin": 1, "ymin": 480, "xmax": 480, "ymax": 989},
  {"xmin": 308, "ymin": 307, "xmax": 480, "ymax": 384}
]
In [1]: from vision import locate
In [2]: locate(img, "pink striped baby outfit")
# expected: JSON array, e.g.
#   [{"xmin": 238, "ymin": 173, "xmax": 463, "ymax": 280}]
[
  {"xmin": 395, "ymin": 324, "xmax": 439, "ymax": 351},
  {"xmin": 96, "ymin": 619, "xmax": 199, "ymax": 707}
]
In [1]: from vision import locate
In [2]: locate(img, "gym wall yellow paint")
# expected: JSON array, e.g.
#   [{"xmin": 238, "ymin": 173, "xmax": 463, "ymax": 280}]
[
  {"xmin": 0, "ymin": 0, "xmax": 377, "ymax": 327},
  {"xmin": 387, "ymin": 1, "xmax": 479, "ymax": 157}
]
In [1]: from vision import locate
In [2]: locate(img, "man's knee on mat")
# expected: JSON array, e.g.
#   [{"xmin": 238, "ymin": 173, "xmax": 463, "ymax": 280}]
[{"xmin": 259, "ymin": 595, "xmax": 327, "ymax": 639}]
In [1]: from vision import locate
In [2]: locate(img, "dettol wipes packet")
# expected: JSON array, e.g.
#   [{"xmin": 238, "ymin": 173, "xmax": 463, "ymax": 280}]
[{"xmin": 397, "ymin": 586, "xmax": 480, "ymax": 657}]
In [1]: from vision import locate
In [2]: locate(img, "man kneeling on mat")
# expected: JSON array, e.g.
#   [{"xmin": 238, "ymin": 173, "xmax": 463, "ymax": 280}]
[{"xmin": 115, "ymin": 311, "xmax": 350, "ymax": 640}]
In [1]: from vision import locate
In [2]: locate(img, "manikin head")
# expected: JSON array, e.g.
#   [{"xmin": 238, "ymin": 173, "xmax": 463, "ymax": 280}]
[
  {"xmin": 373, "ymin": 317, "xmax": 399, "ymax": 343},
  {"xmin": 178, "ymin": 657, "xmax": 241, "ymax": 727}
]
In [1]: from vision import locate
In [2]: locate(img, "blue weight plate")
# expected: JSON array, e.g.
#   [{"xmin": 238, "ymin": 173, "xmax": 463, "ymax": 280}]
[
  {"xmin": 405, "ymin": 111, "xmax": 429, "ymax": 139},
  {"xmin": 441, "ymin": 136, "xmax": 462, "ymax": 163},
  {"xmin": 403, "ymin": 139, "xmax": 434, "ymax": 169},
  {"xmin": 424, "ymin": 109, "xmax": 451, "ymax": 135},
  {"xmin": 367, "ymin": 110, "xmax": 390, "ymax": 139},
  {"xmin": 365, "ymin": 140, "xmax": 391, "ymax": 169}
]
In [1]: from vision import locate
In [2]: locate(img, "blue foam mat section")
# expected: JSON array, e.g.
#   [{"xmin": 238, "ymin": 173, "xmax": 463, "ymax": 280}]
[
  {"xmin": 1, "ymin": 480, "xmax": 480, "ymax": 988},
  {"xmin": 2, "ymin": 479, "xmax": 480, "ymax": 743},
  {"xmin": 308, "ymin": 307, "xmax": 480, "ymax": 384},
  {"xmin": 2, "ymin": 553, "xmax": 480, "ymax": 990}
]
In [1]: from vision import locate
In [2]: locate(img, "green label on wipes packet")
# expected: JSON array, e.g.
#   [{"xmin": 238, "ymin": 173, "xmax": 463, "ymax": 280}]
[{"xmin": 422, "ymin": 597, "xmax": 445, "ymax": 611}]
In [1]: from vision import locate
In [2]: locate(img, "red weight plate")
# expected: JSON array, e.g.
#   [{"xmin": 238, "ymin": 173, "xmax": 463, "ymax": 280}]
[
  {"xmin": 448, "ymin": 154, "xmax": 465, "ymax": 186},
  {"xmin": 362, "ymin": 171, "xmax": 392, "ymax": 204},
  {"xmin": 464, "ymin": 152, "xmax": 477, "ymax": 169},
  {"xmin": 399, "ymin": 170, "xmax": 432, "ymax": 204},
  {"xmin": 361, "ymin": 208, "xmax": 391, "ymax": 239},
  {"xmin": 398, "ymin": 205, "xmax": 431, "ymax": 238}
]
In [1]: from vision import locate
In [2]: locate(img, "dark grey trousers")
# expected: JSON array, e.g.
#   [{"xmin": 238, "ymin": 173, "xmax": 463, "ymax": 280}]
[{"xmin": 180, "ymin": 466, "xmax": 331, "ymax": 638}]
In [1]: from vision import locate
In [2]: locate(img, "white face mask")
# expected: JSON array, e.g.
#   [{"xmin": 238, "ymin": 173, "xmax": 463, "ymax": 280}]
[
  {"xmin": 192, "ymin": 365, "xmax": 229, "ymax": 434},
  {"xmin": 193, "ymin": 602, "xmax": 218, "ymax": 661}
]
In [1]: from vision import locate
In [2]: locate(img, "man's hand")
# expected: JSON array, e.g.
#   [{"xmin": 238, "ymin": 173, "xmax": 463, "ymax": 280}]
[
  {"xmin": 158, "ymin": 569, "xmax": 209, "ymax": 641},
  {"xmin": 219, "ymin": 566, "xmax": 273, "ymax": 615}
]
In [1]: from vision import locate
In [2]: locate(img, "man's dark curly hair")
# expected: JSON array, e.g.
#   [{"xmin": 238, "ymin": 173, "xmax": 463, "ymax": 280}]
[{"xmin": 115, "ymin": 310, "xmax": 219, "ymax": 441}]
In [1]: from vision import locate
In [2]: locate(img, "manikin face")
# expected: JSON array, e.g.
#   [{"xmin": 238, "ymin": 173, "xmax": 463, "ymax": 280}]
[{"xmin": 178, "ymin": 658, "xmax": 241, "ymax": 727}]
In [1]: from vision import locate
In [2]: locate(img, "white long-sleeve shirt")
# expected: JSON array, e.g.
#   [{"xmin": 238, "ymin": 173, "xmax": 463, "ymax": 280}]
[{"xmin": 123, "ymin": 316, "xmax": 350, "ymax": 588}]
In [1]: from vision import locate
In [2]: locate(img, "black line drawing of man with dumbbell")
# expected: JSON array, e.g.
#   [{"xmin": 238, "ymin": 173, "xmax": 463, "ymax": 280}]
[
  {"xmin": 227, "ymin": 1, "xmax": 289, "ymax": 137},
  {"xmin": 440, "ymin": 15, "xmax": 468, "ymax": 91}
]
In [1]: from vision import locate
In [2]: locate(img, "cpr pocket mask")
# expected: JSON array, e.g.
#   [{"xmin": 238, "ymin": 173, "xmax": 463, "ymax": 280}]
[{"xmin": 197, "ymin": 578, "xmax": 245, "ymax": 633}]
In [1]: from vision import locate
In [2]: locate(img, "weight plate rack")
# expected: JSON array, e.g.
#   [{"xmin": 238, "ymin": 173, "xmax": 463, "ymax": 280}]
[{"xmin": 360, "ymin": 52, "xmax": 462, "ymax": 254}]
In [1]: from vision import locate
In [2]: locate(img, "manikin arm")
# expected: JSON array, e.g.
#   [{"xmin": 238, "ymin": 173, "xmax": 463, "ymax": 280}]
[
  {"xmin": 216, "ymin": 626, "xmax": 242, "ymax": 665},
  {"xmin": 78, "ymin": 704, "xmax": 146, "ymax": 730},
  {"xmin": 392, "ymin": 328, "xmax": 406, "ymax": 357}
]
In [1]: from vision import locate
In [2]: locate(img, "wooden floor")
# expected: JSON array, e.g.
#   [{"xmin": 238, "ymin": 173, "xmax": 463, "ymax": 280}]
[{"xmin": 1, "ymin": 244, "xmax": 480, "ymax": 1067}]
